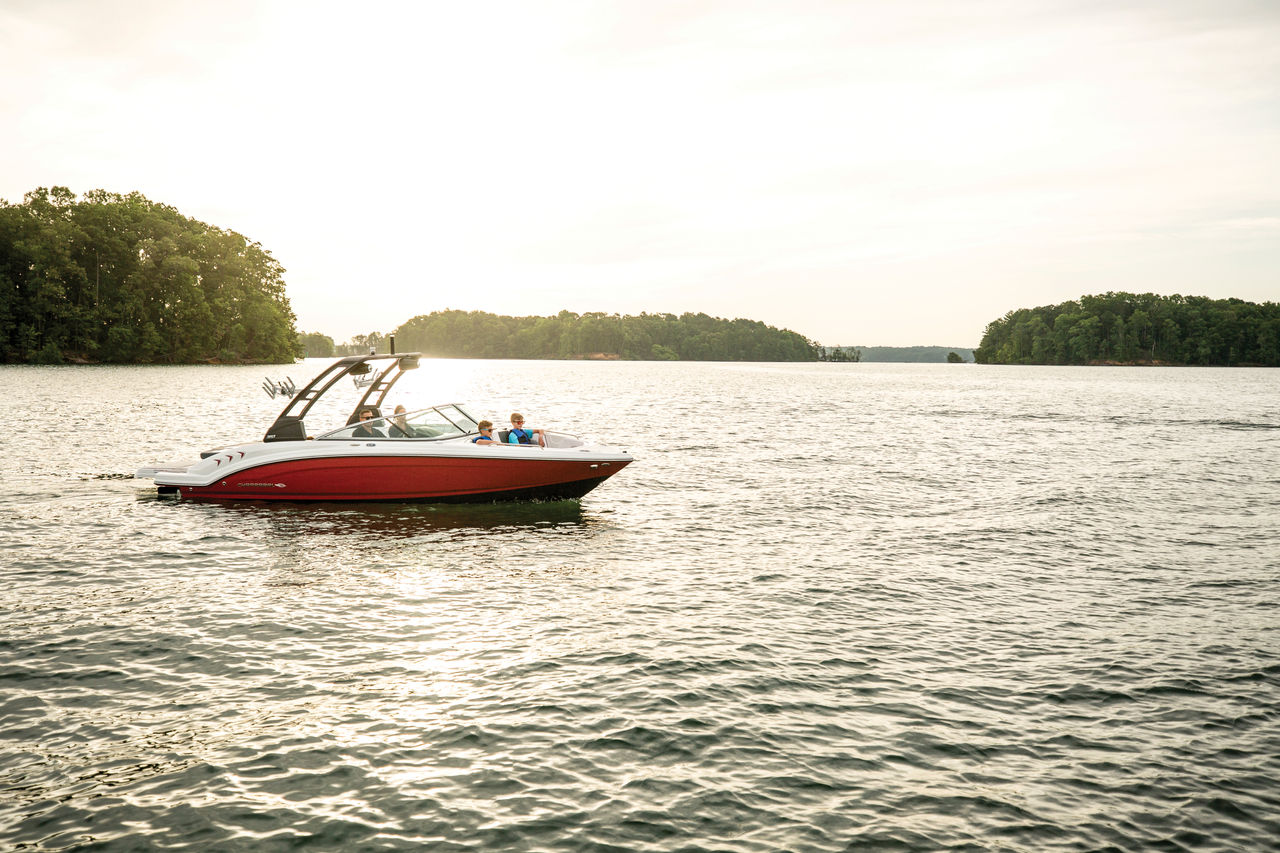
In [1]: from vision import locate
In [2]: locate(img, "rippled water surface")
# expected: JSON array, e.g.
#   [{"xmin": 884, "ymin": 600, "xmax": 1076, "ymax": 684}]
[{"xmin": 2, "ymin": 360, "xmax": 1279, "ymax": 851}]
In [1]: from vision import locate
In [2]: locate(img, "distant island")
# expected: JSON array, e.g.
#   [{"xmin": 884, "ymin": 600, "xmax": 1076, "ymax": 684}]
[
  {"xmin": 819, "ymin": 345, "xmax": 974, "ymax": 363},
  {"xmin": 974, "ymin": 292, "xmax": 1280, "ymax": 366},
  {"xmin": 0, "ymin": 187, "xmax": 299, "ymax": 364},
  {"xmin": 303, "ymin": 309, "xmax": 818, "ymax": 362}
]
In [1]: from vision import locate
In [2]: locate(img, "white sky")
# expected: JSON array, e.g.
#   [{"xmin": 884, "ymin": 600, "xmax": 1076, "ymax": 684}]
[{"xmin": 2, "ymin": 0, "xmax": 1277, "ymax": 347}]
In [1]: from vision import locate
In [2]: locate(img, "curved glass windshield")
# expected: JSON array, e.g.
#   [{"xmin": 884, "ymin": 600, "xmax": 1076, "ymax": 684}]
[{"xmin": 318, "ymin": 405, "xmax": 480, "ymax": 441}]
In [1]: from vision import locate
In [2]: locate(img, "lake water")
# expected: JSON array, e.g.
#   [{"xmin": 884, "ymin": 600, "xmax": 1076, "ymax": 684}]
[{"xmin": 2, "ymin": 360, "xmax": 1278, "ymax": 851}]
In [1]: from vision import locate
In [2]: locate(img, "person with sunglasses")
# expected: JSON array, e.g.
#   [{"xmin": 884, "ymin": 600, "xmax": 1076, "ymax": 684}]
[
  {"xmin": 472, "ymin": 420, "xmax": 501, "ymax": 445},
  {"xmin": 352, "ymin": 407, "xmax": 385, "ymax": 438},
  {"xmin": 506, "ymin": 413, "xmax": 545, "ymax": 447}
]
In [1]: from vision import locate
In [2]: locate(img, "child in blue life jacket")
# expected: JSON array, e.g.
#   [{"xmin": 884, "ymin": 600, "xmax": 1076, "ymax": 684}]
[
  {"xmin": 507, "ymin": 413, "xmax": 546, "ymax": 447},
  {"xmin": 472, "ymin": 420, "xmax": 501, "ymax": 444}
]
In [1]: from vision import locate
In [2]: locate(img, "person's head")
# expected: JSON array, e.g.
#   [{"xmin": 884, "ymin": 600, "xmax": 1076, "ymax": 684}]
[
  {"xmin": 509, "ymin": 413, "xmax": 525, "ymax": 427},
  {"xmin": 477, "ymin": 420, "xmax": 493, "ymax": 433},
  {"xmin": 359, "ymin": 408, "xmax": 374, "ymax": 422},
  {"xmin": 394, "ymin": 405, "xmax": 406, "ymax": 416}
]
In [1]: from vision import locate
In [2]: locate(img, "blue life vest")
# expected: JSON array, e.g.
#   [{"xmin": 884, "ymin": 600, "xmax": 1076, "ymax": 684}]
[{"xmin": 508, "ymin": 428, "xmax": 532, "ymax": 445}]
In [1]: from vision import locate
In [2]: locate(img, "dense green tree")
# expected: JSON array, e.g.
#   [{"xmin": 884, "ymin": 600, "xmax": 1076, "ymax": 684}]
[
  {"xmin": 974, "ymin": 293, "xmax": 1280, "ymax": 366},
  {"xmin": 298, "ymin": 331, "xmax": 335, "ymax": 358},
  {"xmin": 388, "ymin": 309, "xmax": 818, "ymax": 361},
  {"xmin": 0, "ymin": 187, "xmax": 301, "ymax": 363}
]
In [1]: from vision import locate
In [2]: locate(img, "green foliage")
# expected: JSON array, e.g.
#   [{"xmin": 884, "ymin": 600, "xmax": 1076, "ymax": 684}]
[
  {"xmin": 947, "ymin": 351, "xmax": 964, "ymax": 363},
  {"xmin": 0, "ymin": 187, "xmax": 302, "ymax": 364},
  {"xmin": 298, "ymin": 331, "xmax": 335, "ymax": 358},
  {"xmin": 819, "ymin": 346, "xmax": 862, "ymax": 362},
  {"xmin": 33, "ymin": 341, "xmax": 64, "ymax": 364},
  {"xmin": 389, "ymin": 310, "xmax": 818, "ymax": 361},
  {"xmin": 974, "ymin": 293, "xmax": 1280, "ymax": 366}
]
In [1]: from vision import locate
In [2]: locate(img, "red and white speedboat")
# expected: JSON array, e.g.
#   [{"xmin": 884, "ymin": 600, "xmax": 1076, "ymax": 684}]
[{"xmin": 136, "ymin": 351, "xmax": 633, "ymax": 502}]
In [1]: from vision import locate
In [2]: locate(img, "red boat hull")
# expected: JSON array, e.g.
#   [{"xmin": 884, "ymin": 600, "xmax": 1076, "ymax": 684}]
[{"xmin": 172, "ymin": 454, "xmax": 630, "ymax": 502}]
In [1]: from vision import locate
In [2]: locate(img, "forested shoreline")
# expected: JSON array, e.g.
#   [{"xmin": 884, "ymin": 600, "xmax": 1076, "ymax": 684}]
[
  {"xmin": 974, "ymin": 293, "xmax": 1280, "ymax": 366},
  {"xmin": 26, "ymin": 190, "xmax": 1274, "ymax": 369},
  {"xmin": 308, "ymin": 309, "xmax": 819, "ymax": 362},
  {"xmin": 0, "ymin": 187, "xmax": 300, "ymax": 364}
]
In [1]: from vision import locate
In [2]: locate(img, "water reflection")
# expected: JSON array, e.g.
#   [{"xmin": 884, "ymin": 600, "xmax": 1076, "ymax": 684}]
[{"xmin": 149, "ymin": 497, "xmax": 594, "ymax": 539}]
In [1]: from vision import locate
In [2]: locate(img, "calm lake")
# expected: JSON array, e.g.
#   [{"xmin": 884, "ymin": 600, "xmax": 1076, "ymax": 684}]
[{"xmin": 2, "ymin": 360, "xmax": 1278, "ymax": 851}]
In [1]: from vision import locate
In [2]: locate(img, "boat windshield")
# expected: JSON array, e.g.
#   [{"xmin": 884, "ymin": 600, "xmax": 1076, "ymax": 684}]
[{"xmin": 318, "ymin": 405, "xmax": 480, "ymax": 441}]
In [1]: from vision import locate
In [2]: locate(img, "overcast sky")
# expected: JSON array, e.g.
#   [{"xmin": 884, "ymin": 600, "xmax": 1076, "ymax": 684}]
[{"xmin": 2, "ymin": 0, "xmax": 1277, "ymax": 347}]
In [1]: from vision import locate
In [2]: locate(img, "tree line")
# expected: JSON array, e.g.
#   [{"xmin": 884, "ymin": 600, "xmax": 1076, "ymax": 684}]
[
  {"xmin": 830, "ymin": 345, "xmax": 974, "ymax": 363},
  {"xmin": 325, "ymin": 310, "xmax": 819, "ymax": 361},
  {"xmin": 974, "ymin": 292, "xmax": 1280, "ymax": 366},
  {"xmin": 818, "ymin": 346, "xmax": 862, "ymax": 362},
  {"xmin": 1, "ymin": 187, "xmax": 300, "ymax": 364}
]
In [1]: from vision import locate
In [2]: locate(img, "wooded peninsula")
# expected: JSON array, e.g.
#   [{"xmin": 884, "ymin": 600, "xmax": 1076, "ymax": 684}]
[
  {"xmin": 305, "ymin": 310, "xmax": 818, "ymax": 362},
  {"xmin": 1, "ymin": 188, "xmax": 299, "ymax": 364},
  {"xmin": 974, "ymin": 293, "xmax": 1280, "ymax": 366}
]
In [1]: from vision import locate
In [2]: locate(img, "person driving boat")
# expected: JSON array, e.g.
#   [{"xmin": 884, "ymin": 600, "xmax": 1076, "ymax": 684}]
[{"xmin": 352, "ymin": 408, "xmax": 384, "ymax": 438}]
